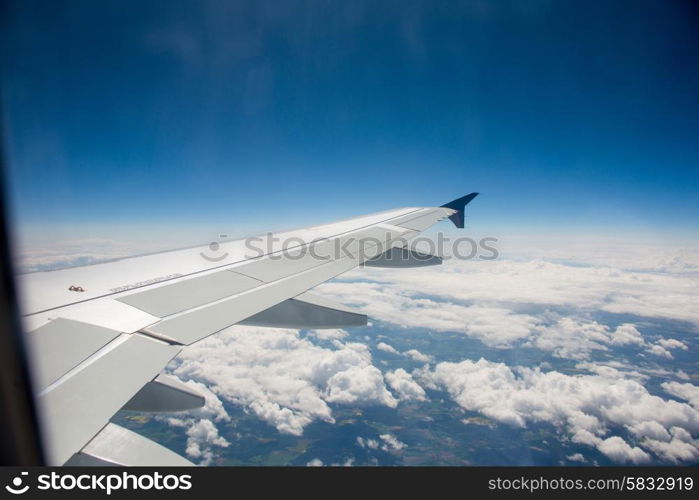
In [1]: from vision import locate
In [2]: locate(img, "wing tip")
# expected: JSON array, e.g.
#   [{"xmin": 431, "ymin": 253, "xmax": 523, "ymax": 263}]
[{"xmin": 440, "ymin": 192, "xmax": 479, "ymax": 228}]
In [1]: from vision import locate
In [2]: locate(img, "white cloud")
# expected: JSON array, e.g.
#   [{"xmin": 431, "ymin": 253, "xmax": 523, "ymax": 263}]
[
  {"xmin": 325, "ymin": 365, "xmax": 398, "ymax": 408},
  {"xmin": 306, "ymin": 458, "xmax": 323, "ymax": 466},
  {"xmin": 315, "ymin": 281, "xmax": 539, "ymax": 348},
  {"xmin": 308, "ymin": 329, "xmax": 348, "ymax": 341},
  {"xmin": 532, "ymin": 319, "xmax": 650, "ymax": 361},
  {"xmin": 403, "ymin": 349, "xmax": 433, "ymax": 363},
  {"xmin": 595, "ymin": 436, "xmax": 651, "ymax": 464},
  {"xmin": 641, "ymin": 427, "xmax": 699, "ymax": 463},
  {"xmin": 379, "ymin": 434, "xmax": 406, "ymax": 451},
  {"xmin": 169, "ymin": 326, "xmax": 397, "ymax": 436},
  {"xmin": 575, "ymin": 362, "xmax": 638, "ymax": 381},
  {"xmin": 531, "ymin": 318, "xmax": 609, "ymax": 360},
  {"xmin": 376, "ymin": 342, "xmax": 400, "ymax": 355},
  {"xmin": 608, "ymin": 324, "xmax": 646, "ymax": 346},
  {"xmin": 15, "ymin": 238, "xmax": 174, "ymax": 273},
  {"xmin": 657, "ymin": 338, "xmax": 688, "ymax": 351},
  {"xmin": 385, "ymin": 368, "xmax": 427, "ymax": 401},
  {"xmin": 319, "ymin": 271, "xmax": 694, "ymax": 363},
  {"xmin": 576, "ymin": 361, "xmax": 693, "ymax": 385},
  {"xmin": 319, "ymin": 252, "xmax": 699, "ymax": 327},
  {"xmin": 156, "ymin": 379, "xmax": 231, "ymax": 465},
  {"xmin": 183, "ymin": 419, "xmax": 230, "ymax": 466},
  {"xmin": 421, "ymin": 357, "xmax": 699, "ymax": 464},
  {"xmin": 565, "ymin": 453, "xmax": 586, "ymax": 463},
  {"xmin": 662, "ymin": 382, "xmax": 699, "ymax": 409},
  {"xmin": 507, "ymin": 240, "xmax": 699, "ymax": 275},
  {"xmin": 340, "ymin": 267, "xmax": 675, "ymax": 362},
  {"xmin": 356, "ymin": 437, "xmax": 379, "ymax": 449},
  {"xmin": 628, "ymin": 421, "xmax": 672, "ymax": 441},
  {"xmin": 646, "ymin": 344, "xmax": 673, "ymax": 359},
  {"xmin": 330, "ymin": 457, "xmax": 355, "ymax": 467},
  {"xmin": 177, "ymin": 378, "xmax": 231, "ymax": 423}
]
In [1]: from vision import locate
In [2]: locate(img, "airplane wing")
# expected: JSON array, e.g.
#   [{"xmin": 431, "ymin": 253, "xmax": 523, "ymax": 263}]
[{"xmin": 16, "ymin": 194, "xmax": 478, "ymax": 465}]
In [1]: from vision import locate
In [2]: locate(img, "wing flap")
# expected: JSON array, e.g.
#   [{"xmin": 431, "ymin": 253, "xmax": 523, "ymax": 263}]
[
  {"xmin": 240, "ymin": 291, "xmax": 367, "ymax": 329},
  {"xmin": 66, "ymin": 423, "xmax": 193, "ymax": 466},
  {"xmin": 364, "ymin": 247, "xmax": 443, "ymax": 268},
  {"xmin": 121, "ymin": 374, "xmax": 205, "ymax": 412},
  {"xmin": 232, "ymin": 245, "xmax": 331, "ymax": 282},
  {"xmin": 142, "ymin": 256, "xmax": 362, "ymax": 345},
  {"xmin": 116, "ymin": 270, "xmax": 262, "ymax": 318},
  {"xmin": 26, "ymin": 318, "xmax": 121, "ymax": 390},
  {"xmin": 38, "ymin": 333, "xmax": 181, "ymax": 465},
  {"xmin": 25, "ymin": 298, "xmax": 161, "ymax": 335}
]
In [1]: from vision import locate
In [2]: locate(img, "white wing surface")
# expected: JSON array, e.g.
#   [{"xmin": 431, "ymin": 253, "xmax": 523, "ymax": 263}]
[{"xmin": 17, "ymin": 194, "xmax": 478, "ymax": 465}]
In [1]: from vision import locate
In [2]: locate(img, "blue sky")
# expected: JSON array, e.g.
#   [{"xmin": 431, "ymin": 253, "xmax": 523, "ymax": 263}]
[{"xmin": 2, "ymin": 0, "xmax": 698, "ymax": 245}]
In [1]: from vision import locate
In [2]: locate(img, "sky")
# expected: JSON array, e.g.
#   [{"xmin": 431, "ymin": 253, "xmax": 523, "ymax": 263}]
[
  {"xmin": 1, "ymin": 0, "xmax": 698, "ymax": 247},
  {"xmin": 2, "ymin": 2, "xmax": 699, "ymax": 467}
]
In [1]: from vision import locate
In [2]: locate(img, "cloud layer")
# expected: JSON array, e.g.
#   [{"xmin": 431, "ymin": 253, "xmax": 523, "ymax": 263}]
[
  {"xmin": 321, "ymin": 246, "xmax": 699, "ymax": 327},
  {"xmin": 317, "ymin": 253, "xmax": 698, "ymax": 362},
  {"xmin": 168, "ymin": 326, "xmax": 400, "ymax": 436},
  {"xmin": 28, "ymin": 237, "xmax": 697, "ymax": 464},
  {"xmin": 159, "ymin": 244, "xmax": 698, "ymax": 464},
  {"xmin": 419, "ymin": 358, "xmax": 699, "ymax": 464}
]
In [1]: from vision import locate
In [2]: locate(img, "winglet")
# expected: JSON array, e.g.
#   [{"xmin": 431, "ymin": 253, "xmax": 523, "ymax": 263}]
[{"xmin": 441, "ymin": 192, "xmax": 479, "ymax": 228}]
